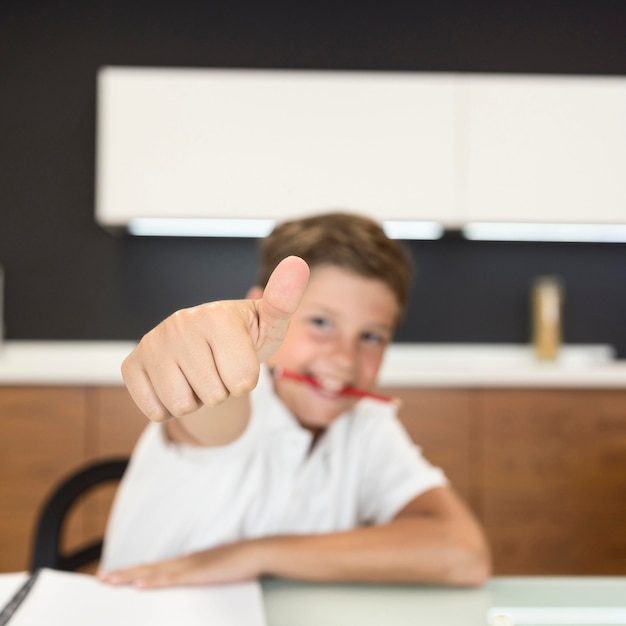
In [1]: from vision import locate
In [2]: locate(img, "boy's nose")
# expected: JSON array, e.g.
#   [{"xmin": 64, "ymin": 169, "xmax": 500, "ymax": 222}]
[{"xmin": 327, "ymin": 337, "xmax": 359, "ymax": 372}]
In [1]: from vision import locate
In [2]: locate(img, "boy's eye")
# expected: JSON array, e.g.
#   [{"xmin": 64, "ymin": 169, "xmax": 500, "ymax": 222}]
[
  {"xmin": 361, "ymin": 331, "xmax": 387, "ymax": 345},
  {"xmin": 310, "ymin": 317, "xmax": 331, "ymax": 329}
]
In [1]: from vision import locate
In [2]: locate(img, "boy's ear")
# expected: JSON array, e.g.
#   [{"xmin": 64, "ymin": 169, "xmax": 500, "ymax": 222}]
[{"xmin": 246, "ymin": 285, "xmax": 264, "ymax": 300}]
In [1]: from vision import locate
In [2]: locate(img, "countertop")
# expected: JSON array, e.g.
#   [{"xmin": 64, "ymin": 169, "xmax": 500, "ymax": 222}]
[{"xmin": 0, "ymin": 341, "xmax": 625, "ymax": 388}]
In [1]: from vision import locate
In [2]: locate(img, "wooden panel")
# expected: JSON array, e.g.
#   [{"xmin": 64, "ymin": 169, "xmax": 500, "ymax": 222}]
[
  {"xmin": 86, "ymin": 386, "xmax": 148, "ymax": 459},
  {"xmin": 82, "ymin": 387, "xmax": 149, "ymax": 547},
  {"xmin": 0, "ymin": 387, "xmax": 87, "ymax": 572},
  {"xmin": 379, "ymin": 388, "xmax": 478, "ymax": 512},
  {"xmin": 479, "ymin": 389, "xmax": 626, "ymax": 575},
  {"xmin": 575, "ymin": 392, "xmax": 626, "ymax": 573},
  {"xmin": 3, "ymin": 383, "xmax": 624, "ymax": 577}
]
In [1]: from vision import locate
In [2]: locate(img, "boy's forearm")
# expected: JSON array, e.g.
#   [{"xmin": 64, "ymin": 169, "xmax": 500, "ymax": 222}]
[
  {"xmin": 253, "ymin": 517, "xmax": 490, "ymax": 587},
  {"xmin": 165, "ymin": 394, "xmax": 251, "ymax": 447},
  {"xmin": 99, "ymin": 509, "xmax": 490, "ymax": 589}
]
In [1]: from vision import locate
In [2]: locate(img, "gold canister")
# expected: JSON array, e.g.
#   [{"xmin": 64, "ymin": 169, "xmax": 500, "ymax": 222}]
[{"xmin": 531, "ymin": 275, "xmax": 563, "ymax": 361}]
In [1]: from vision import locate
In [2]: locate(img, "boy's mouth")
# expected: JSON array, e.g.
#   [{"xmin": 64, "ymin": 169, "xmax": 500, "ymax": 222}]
[
  {"xmin": 269, "ymin": 366, "xmax": 398, "ymax": 405},
  {"xmin": 305, "ymin": 372, "xmax": 347, "ymax": 394},
  {"xmin": 269, "ymin": 366, "xmax": 349, "ymax": 396}
]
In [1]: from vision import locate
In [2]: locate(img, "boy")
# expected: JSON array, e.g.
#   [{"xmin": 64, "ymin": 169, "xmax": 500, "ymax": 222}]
[{"xmin": 99, "ymin": 212, "xmax": 490, "ymax": 588}]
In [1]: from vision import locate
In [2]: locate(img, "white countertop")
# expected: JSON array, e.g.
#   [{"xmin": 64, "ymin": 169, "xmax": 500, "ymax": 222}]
[
  {"xmin": 0, "ymin": 341, "xmax": 625, "ymax": 388},
  {"xmin": 0, "ymin": 341, "xmax": 133, "ymax": 385},
  {"xmin": 378, "ymin": 343, "xmax": 626, "ymax": 388}
]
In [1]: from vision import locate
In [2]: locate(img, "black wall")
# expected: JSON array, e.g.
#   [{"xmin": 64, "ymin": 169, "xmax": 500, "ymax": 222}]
[{"xmin": 2, "ymin": 1, "xmax": 625, "ymax": 354}]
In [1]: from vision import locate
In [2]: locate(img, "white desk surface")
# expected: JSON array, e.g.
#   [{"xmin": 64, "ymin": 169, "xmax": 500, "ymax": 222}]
[
  {"xmin": 261, "ymin": 576, "xmax": 626, "ymax": 626},
  {"xmin": 2, "ymin": 573, "xmax": 626, "ymax": 625}
]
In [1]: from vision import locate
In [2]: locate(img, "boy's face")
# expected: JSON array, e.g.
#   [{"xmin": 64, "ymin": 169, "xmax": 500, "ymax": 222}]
[{"xmin": 266, "ymin": 264, "xmax": 400, "ymax": 434}]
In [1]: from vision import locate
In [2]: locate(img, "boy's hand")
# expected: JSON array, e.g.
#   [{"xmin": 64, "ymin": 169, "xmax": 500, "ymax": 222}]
[
  {"xmin": 98, "ymin": 541, "xmax": 263, "ymax": 588},
  {"xmin": 121, "ymin": 256, "xmax": 310, "ymax": 422}
]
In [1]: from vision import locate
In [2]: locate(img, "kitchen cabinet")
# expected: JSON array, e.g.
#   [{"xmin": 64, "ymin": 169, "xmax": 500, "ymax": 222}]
[
  {"xmin": 2, "ymin": 384, "xmax": 626, "ymax": 575},
  {"xmin": 97, "ymin": 68, "xmax": 459, "ymax": 228},
  {"xmin": 462, "ymin": 75, "xmax": 626, "ymax": 224},
  {"xmin": 96, "ymin": 68, "xmax": 626, "ymax": 231},
  {"xmin": 0, "ymin": 386, "xmax": 146, "ymax": 573},
  {"xmin": 383, "ymin": 386, "xmax": 626, "ymax": 575},
  {"xmin": 0, "ymin": 388, "xmax": 87, "ymax": 572},
  {"xmin": 477, "ymin": 389, "xmax": 626, "ymax": 575},
  {"xmin": 389, "ymin": 388, "xmax": 479, "ymax": 511},
  {"xmin": 81, "ymin": 387, "xmax": 148, "ymax": 548}
]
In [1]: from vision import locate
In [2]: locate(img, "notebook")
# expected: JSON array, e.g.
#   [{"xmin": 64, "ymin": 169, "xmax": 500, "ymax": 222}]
[{"xmin": 0, "ymin": 568, "xmax": 266, "ymax": 626}]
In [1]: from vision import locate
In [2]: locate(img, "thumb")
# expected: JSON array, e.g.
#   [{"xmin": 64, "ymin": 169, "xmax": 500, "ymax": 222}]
[{"xmin": 255, "ymin": 256, "xmax": 310, "ymax": 360}]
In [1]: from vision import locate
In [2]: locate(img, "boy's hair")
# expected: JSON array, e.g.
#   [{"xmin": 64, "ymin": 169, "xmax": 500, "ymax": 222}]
[{"xmin": 258, "ymin": 211, "xmax": 414, "ymax": 315}]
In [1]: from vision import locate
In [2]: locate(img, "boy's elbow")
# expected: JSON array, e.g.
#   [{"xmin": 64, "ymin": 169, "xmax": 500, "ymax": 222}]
[
  {"xmin": 427, "ymin": 521, "xmax": 491, "ymax": 587},
  {"xmin": 446, "ymin": 536, "xmax": 492, "ymax": 587},
  {"xmin": 455, "ymin": 549, "xmax": 491, "ymax": 587}
]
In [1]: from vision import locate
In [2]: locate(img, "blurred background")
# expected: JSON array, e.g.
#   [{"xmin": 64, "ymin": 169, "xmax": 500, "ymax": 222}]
[
  {"xmin": 2, "ymin": 0, "xmax": 626, "ymax": 577},
  {"xmin": 1, "ymin": 0, "xmax": 625, "ymax": 354}
]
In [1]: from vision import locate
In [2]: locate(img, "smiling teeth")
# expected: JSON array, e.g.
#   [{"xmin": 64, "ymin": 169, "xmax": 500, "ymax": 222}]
[{"xmin": 317, "ymin": 377, "xmax": 345, "ymax": 393}]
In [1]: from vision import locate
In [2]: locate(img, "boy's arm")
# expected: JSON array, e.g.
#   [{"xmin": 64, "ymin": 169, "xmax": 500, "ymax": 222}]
[
  {"xmin": 163, "ymin": 394, "xmax": 252, "ymax": 447},
  {"xmin": 121, "ymin": 256, "xmax": 309, "ymax": 445},
  {"xmin": 259, "ymin": 486, "xmax": 490, "ymax": 586},
  {"xmin": 99, "ymin": 486, "xmax": 491, "ymax": 587}
]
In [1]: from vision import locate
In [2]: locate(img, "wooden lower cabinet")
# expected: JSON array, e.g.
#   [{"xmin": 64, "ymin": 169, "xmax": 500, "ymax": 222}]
[
  {"xmin": 80, "ymin": 387, "xmax": 149, "ymax": 557},
  {"xmin": 478, "ymin": 389, "xmax": 626, "ymax": 575},
  {"xmin": 0, "ymin": 386, "xmax": 147, "ymax": 573},
  {"xmin": 1, "ymin": 385, "xmax": 626, "ymax": 575},
  {"xmin": 0, "ymin": 387, "xmax": 87, "ymax": 572},
  {"xmin": 385, "ymin": 387, "xmax": 626, "ymax": 575},
  {"xmin": 384, "ymin": 388, "xmax": 480, "ymax": 513}
]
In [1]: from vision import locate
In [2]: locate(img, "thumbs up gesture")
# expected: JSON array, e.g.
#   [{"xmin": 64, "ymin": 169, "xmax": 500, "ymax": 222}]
[{"xmin": 121, "ymin": 256, "xmax": 310, "ymax": 422}]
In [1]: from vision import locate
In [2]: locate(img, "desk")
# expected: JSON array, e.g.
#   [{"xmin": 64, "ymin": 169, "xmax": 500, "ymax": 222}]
[
  {"xmin": 2, "ymin": 573, "xmax": 626, "ymax": 625},
  {"xmin": 262, "ymin": 577, "xmax": 626, "ymax": 626}
]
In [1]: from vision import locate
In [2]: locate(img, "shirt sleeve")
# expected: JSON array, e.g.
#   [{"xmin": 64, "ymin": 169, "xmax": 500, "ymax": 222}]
[{"xmin": 355, "ymin": 402, "xmax": 448, "ymax": 525}]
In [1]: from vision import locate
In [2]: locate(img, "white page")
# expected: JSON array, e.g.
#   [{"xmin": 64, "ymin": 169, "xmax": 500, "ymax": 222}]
[
  {"xmin": 0, "ymin": 569, "xmax": 266, "ymax": 626},
  {"xmin": 0, "ymin": 572, "xmax": 28, "ymax": 603}
]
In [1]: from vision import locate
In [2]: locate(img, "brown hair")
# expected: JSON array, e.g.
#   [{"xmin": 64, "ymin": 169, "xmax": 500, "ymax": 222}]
[{"xmin": 258, "ymin": 211, "xmax": 414, "ymax": 314}]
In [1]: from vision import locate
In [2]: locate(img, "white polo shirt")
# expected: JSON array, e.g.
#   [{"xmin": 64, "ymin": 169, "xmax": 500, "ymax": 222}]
[{"xmin": 101, "ymin": 366, "xmax": 447, "ymax": 572}]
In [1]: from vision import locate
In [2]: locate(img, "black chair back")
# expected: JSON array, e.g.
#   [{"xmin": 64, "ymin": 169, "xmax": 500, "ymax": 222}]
[{"xmin": 30, "ymin": 458, "xmax": 128, "ymax": 572}]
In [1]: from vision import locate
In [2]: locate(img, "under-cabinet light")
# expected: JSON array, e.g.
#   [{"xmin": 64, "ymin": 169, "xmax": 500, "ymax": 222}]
[
  {"xmin": 127, "ymin": 218, "xmax": 276, "ymax": 238},
  {"xmin": 127, "ymin": 218, "xmax": 445, "ymax": 240},
  {"xmin": 463, "ymin": 222, "xmax": 626, "ymax": 243},
  {"xmin": 382, "ymin": 221, "xmax": 444, "ymax": 240}
]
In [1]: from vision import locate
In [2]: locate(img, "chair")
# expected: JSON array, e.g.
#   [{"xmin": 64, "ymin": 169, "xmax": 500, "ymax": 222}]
[{"xmin": 30, "ymin": 458, "xmax": 129, "ymax": 572}]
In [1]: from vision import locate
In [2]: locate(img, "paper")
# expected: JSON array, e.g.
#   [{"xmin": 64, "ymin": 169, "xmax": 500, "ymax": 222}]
[{"xmin": 0, "ymin": 569, "xmax": 267, "ymax": 626}]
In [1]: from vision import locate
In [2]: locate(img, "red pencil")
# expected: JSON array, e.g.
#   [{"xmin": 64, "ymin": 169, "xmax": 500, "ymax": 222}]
[{"xmin": 269, "ymin": 366, "xmax": 399, "ymax": 406}]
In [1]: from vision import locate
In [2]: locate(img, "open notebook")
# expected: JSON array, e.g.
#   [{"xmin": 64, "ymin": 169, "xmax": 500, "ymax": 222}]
[{"xmin": 0, "ymin": 569, "xmax": 266, "ymax": 626}]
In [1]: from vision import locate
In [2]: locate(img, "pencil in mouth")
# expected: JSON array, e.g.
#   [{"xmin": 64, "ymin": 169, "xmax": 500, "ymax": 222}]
[{"xmin": 268, "ymin": 366, "xmax": 400, "ymax": 407}]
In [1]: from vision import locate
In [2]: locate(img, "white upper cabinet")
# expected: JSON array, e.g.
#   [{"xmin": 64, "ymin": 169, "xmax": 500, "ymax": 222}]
[
  {"xmin": 461, "ymin": 74, "xmax": 626, "ymax": 224},
  {"xmin": 95, "ymin": 68, "xmax": 626, "ymax": 231},
  {"xmin": 96, "ymin": 67, "xmax": 459, "ymax": 228}
]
